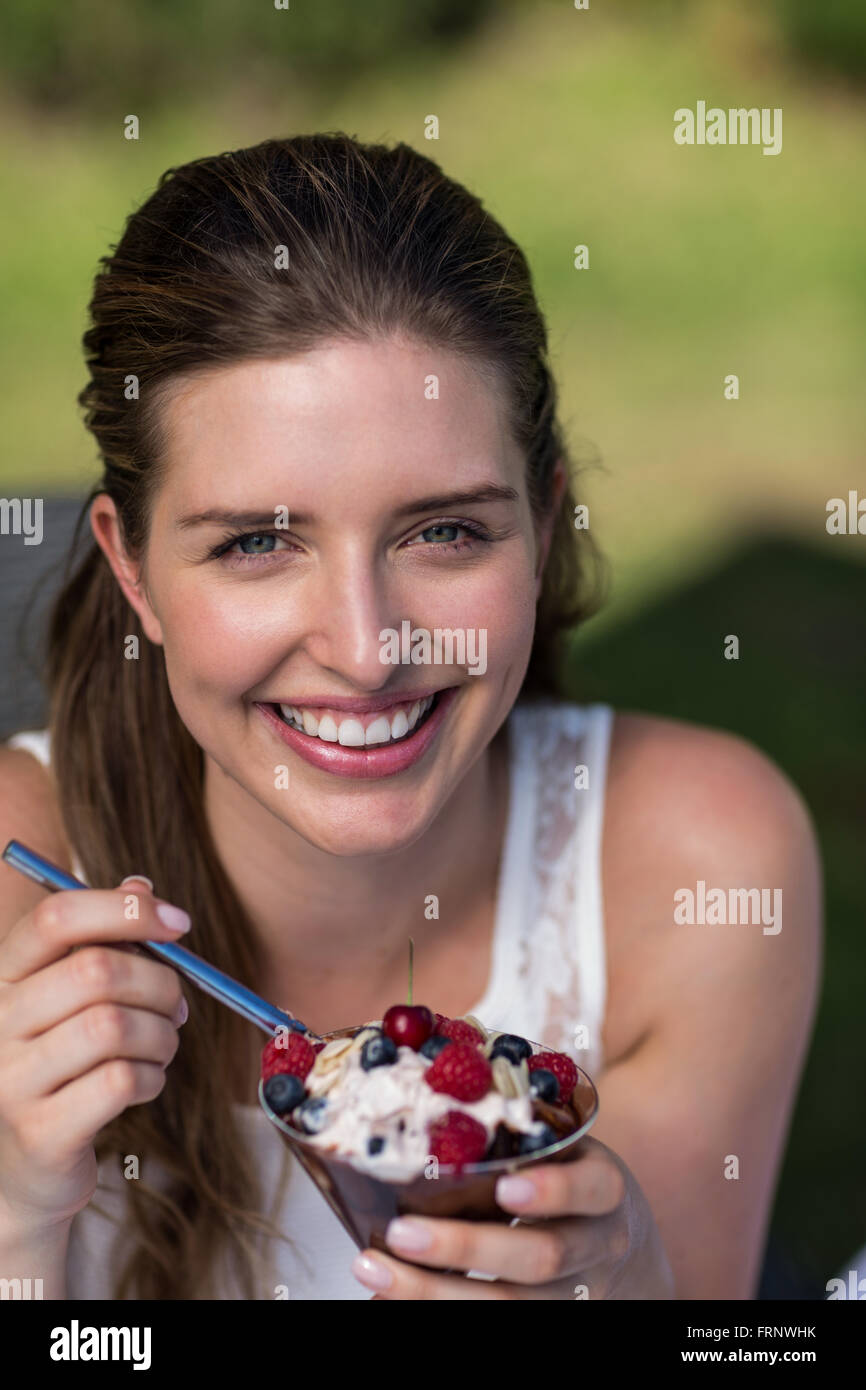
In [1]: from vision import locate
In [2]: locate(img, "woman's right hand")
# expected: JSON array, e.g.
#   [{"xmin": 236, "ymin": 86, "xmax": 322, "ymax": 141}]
[{"xmin": 0, "ymin": 876, "xmax": 191, "ymax": 1238}]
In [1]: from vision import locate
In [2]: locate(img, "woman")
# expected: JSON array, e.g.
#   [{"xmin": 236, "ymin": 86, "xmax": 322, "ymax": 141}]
[{"xmin": 0, "ymin": 133, "xmax": 821, "ymax": 1300}]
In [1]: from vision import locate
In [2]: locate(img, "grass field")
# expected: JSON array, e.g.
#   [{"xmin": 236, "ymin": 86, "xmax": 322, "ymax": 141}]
[{"xmin": 1, "ymin": 2, "xmax": 862, "ymax": 636}]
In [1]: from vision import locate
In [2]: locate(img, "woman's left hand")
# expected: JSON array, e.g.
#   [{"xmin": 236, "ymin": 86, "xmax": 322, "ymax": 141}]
[{"xmin": 350, "ymin": 1136, "xmax": 675, "ymax": 1300}]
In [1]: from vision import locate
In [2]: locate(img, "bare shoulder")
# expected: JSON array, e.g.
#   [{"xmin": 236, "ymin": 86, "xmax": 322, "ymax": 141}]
[
  {"xmin": 606, "ymin": 709, "xmax": 818, "ymax": 852},
  {"xmin": 601, "ymin": 710, "xmax": 823, "ymax": 1052},
  {"xmin": 594, "ymin": 710, "xmax": 823, "ymax": 1297},
  {"xmin": 0, "ymin": 743, "xmax": 72, "ymax": 936}
]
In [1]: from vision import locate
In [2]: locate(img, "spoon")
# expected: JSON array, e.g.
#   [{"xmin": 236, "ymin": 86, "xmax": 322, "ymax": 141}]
[{"xmin": 1, "ymin": 839, "xmax": 309, "ymax": 1039}]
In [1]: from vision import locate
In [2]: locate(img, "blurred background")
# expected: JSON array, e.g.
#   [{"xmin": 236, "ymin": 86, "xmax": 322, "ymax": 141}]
[{"xmin": 0, "ymin": 0, "xmax": 863, "ymax": 1298}]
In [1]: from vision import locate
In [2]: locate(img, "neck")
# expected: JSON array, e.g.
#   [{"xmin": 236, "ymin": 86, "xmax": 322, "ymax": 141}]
[{"xmin": 203, "ymin": 721, "xmax": 511, "ymax": 1033}]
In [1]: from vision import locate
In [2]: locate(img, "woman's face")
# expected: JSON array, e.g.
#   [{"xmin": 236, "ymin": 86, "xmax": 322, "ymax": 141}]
[{"xmin": 96, "ymin": 336, "xmax": 561, "ymax": 856}]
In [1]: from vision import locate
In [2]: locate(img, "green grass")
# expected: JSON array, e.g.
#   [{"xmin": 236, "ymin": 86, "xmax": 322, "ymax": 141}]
[{"xmin": 1, "ymin": 1, "xmax": 863, "ymax": 598}]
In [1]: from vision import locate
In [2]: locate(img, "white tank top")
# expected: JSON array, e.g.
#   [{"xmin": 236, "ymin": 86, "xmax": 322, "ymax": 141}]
[{"xmin": 5, "ymin": 699, "xmax": 614, "ymax": 1299}]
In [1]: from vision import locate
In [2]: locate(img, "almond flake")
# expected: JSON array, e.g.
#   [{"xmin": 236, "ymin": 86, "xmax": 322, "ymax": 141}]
[
  {"xmin": 511, "ymin": 1059, "xmax": 530, "ymax": 1096},
  {"xmin": 458, "ymin": 1013, "xmax": 489, "ymax": 1041},
  {"xmin": 309, "ymin": 1036, "xmax": 354, "ymax": 1082},
  {"xmin": 491, "ymin": 1056, "xmax": 531, "ymax": 1098},
  {"xmin": 308, "ymin": 1066, "xmax": 344, "ymax": 1095},
  {"xmin": 318, "ymin": 1037, "xmax": 354, "ymax": 1061},
  {"xmin": 491, "ymin": 1056, "xmax": 519, "ymax": 1098},
  {"xmin": 348, "ymin": 1027, "xmax": 382, "ymax": 1055}
]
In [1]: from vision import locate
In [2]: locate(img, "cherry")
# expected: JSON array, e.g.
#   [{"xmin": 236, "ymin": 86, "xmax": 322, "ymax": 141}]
[{"xmin": 382, "ymin": 1003, "xmax": 435, "ymax": 1051}]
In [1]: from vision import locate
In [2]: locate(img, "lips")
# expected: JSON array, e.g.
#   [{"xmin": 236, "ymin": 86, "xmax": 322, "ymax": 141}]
[{"xmin": 255, "ymin": 686, "xmax": 460, "ymax": 780}]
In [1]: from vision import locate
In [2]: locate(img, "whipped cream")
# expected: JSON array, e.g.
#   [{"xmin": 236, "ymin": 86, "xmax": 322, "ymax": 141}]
[{"xmin": 300, "ymin": 1035, "xmax": 544, "ymax": 1180}]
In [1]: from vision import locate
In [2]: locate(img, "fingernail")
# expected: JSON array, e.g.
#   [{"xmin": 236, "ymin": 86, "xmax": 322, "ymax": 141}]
[
  {"xmin": 176, "ymin": 997, "xmax": 189, "ymax": 1026},
  {"xmin": 155, "ymin": 903, "xmax": 191, "ymax": 934},
  {"xmin": 351, "ymin": 1254, "xmax": 392, "ymax": 1290},
  {"xmin": 385, "ymin": 1218, "xmax": 432, "ymax": 1252},
  {"xmin": 121, "ymin": 874, "xmax": 154, "ymax": 892},
  {"xmin": 496, "ymin": 1175, "xmax": 536, "ymax": 1207}
]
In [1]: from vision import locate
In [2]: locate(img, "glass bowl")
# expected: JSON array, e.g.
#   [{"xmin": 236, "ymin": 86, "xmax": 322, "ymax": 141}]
[{"xmin": 258, "ymin": 1024, "xmax": 599, "ymax": 1258}]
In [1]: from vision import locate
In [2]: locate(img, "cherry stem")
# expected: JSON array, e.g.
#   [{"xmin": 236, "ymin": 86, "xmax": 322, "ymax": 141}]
[{"xmin": 407, "ymin": 936, "xmax": 414, "ymax": 1006}]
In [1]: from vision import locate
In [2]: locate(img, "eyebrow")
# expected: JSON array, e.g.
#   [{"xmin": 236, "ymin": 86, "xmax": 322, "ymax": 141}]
[{"xmin": 175, "ymin": 484, "xmax": 520, "ymax": 530}]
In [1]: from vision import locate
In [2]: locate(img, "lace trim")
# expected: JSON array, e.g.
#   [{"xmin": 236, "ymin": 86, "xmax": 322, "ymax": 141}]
[{"xmin": 512, "ymin": 703, "xmax": 608, "ymax": 1079}]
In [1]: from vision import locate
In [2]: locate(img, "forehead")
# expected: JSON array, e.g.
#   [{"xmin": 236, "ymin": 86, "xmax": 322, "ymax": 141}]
[{"xmin": 152, "ymin": 336, "xmax": 522, "ymax": 508}]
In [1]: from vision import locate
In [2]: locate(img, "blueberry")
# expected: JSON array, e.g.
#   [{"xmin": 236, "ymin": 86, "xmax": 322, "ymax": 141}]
[
  {"xmin": 296, "ymin": 1096, "xmax": 330, "ymax": 1134},
  {"xmin": 419, "ymin": 1033, "xmax": 452, "ymax": 1061},
  {"xmin": 367, "ymin": 1136, "xmax": 385, "ymax": 1155},
  {"xmin": 517, "ymin": 1124, "xmax": 558, "ymax": 1155},
  {"xmin": 528, "ymin": 1067, "xmax": 560, "ymax": 1103},
  {"xmin": 361, "ymin": 1034, "xmax": 398, "ymax": 1070},
  {"xmin": 263, "ymin": 1072, "xmax": 306, "ymax": 1115},
  {"xmin": 489, "ymin": 1033, "xmax": 533, "ymax": 1065}
]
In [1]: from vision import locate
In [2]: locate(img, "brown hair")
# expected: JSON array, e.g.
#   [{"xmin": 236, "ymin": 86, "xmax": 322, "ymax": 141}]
[{"xmin": 44, "ymin": 132, "xmax": 605, "ymax": 1298}]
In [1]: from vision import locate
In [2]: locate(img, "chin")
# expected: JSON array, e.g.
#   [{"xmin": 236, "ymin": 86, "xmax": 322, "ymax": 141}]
[
  {"xmin": 275, "ymin": 799, "xmax": 437, "ymax": 859},
  {"xmin": 287, "ymin": 811, "xmax": 430, "ymax": 856}
]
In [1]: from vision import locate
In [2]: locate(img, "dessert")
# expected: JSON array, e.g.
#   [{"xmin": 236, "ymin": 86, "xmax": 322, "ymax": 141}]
[{"xmin": 260, "ymin": 1003, "xmax": 584, "ymax": 1181}]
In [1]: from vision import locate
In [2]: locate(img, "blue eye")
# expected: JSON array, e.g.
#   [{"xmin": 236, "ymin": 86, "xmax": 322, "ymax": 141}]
[
  {"xmin": 208, "ymin": 528, "xmax": 293, "ymax": 566},
  {"xmin": 406, "ymin": 519, "xmax": 491, "ymax": 552},
  {"xmin": 236, "ymin": 533, "xmax": 277, "ymax": 554},
  {"xmin": 420, "ymin": 523, "xmax": 461, "ymax": 543}
]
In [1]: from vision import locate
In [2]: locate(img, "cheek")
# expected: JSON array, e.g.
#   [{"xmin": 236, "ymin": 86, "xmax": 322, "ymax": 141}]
[
  {"xmin": 421, "ymin": 551, "xmax": 536, "ymax": 669},
  {"xmin": 156, "ymin": 576, "xmax": 297, "ymax": 700}
]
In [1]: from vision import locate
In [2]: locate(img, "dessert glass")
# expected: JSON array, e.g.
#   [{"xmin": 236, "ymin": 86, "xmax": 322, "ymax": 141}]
[{"xmin": 258, "ymin": 1024, "xmax": 599, "ymax": 1259}]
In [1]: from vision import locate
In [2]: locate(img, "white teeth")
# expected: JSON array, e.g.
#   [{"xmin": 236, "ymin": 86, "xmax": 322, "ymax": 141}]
[
  {"xmin": 365, "ymin": 716, "xmax": 391, "ymax": 746},
  {"xmin": 389, "ymin": 709, "xmax": 409, "ymax": 740},
  {"xmin": 277, "ymin": 693, "xmax": 439, "ymax": 747}
]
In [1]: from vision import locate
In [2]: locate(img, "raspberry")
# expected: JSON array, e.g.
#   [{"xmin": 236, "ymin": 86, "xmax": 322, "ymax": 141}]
[
  {"xmin": 528, "ymin": 1051, "xmax": 578, "ymax": 1103},
  {"xmin": 434, "ymin": 1013, "xmax": 450, "ymax": 1032},
  {"xmin": 428, "ymin": 1111, "xmax": 489, "ymax": 1169},
  {"xmin": 261, "ymin": 1032, "xmax": 317, "ymax": 1082},
  {"xmin": 437, "ymin": 1017, "xmax": 485, "ymax": 1046},
  {"xmin": 424, "ymin": 1041, "xmax": 492, "ymax": 1102}
]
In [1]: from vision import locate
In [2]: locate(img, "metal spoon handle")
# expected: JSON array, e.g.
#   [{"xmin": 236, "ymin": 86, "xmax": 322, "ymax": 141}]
[{"xmin": 1, "ymin": 840, "xmax": 307, "ymax": 1038}]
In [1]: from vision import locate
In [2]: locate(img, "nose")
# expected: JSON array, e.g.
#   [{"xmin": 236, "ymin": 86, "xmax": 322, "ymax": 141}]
[{"xmin": 299, "ymin": 546, "xmax": 405, "ymax": 691}]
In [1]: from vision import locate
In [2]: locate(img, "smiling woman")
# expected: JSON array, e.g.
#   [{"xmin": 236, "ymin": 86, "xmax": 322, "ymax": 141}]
[
  {"xmin": 87, "ymin": 332, "xmax": 568, "ymax": 840},
  {"xmin": 0, "ymin": 133, "xmax": 820, "ymax": 1303}
]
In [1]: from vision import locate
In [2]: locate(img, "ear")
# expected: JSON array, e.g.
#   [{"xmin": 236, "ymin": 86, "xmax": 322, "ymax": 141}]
[
  {"xmin": 89, "ymin": 494, "xmax": 164, "ymax": 645},
  {"xmin": 535, "ymin": 458, "xmax": 568, "ymax": 599}
]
